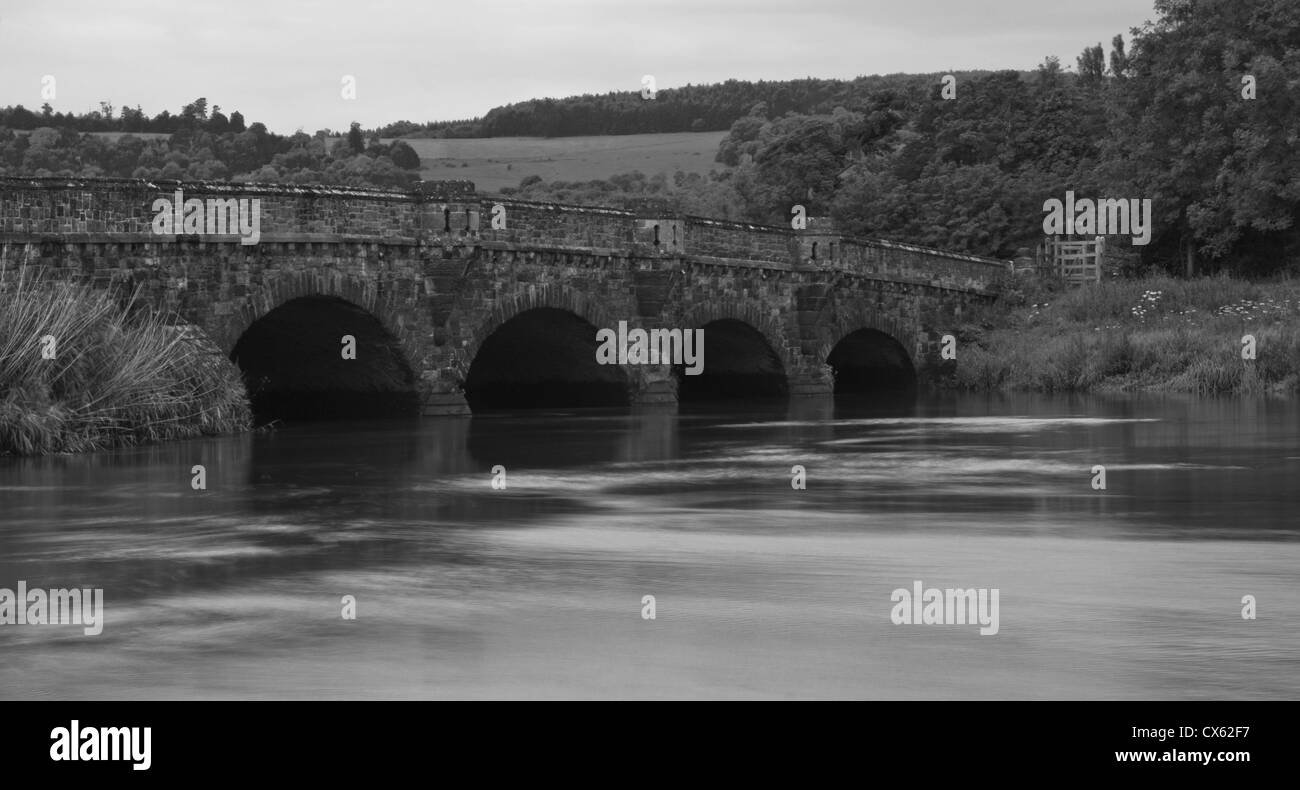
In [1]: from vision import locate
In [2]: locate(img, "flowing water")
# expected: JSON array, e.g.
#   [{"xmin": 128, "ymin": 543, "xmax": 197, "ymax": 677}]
[{"xmin": 1, "ymin": 392, "xmax": 1298, "ymax": 699}]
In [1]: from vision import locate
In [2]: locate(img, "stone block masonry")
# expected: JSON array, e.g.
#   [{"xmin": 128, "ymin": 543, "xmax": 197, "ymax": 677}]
[{"xmin": 0, "ymin": 176, "xmax": 1004, "ymax": 414}]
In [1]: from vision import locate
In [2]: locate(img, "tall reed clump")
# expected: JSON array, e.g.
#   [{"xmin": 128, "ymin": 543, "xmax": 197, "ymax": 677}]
[{"xmin": 0, "ymin": 262, "xmax": 251, "ymax": 455}]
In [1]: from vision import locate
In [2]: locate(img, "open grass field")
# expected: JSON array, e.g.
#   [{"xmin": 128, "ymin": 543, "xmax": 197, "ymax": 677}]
[{"xmin": 386, "ymin": 131, "xmax": 729, "ymax": 191}]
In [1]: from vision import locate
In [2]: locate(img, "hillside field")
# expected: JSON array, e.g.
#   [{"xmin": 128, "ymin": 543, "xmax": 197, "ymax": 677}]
[{"xmin": 386, "ymin": 131, "xmax": 729, "ymax": 191}]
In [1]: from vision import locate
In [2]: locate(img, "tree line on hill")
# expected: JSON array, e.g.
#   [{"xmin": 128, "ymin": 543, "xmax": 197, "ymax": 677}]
[
  {"xmin": 374, "ymin": 74, "xmax": 1001, "ymax": 138},
  {"xmin": 0, "ymin": 112, "xmax": 422, "ymax": 188},
  {"xmin": 0, "ymin": 97, "xmax": 247, "ymax": 134}
]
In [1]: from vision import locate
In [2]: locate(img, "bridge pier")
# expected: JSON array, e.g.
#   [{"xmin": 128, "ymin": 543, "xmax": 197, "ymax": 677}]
[
  {"xmin": 632, "ymin": 380, "xmax": 679, "ymax": 406},
  {"xmin": 419, "ymin": 370, "xmax": 471, "ymax": 416},
  {"xmin": 630, "ymin": 365, "xmax": 679, "ymax": 406},
  {"xmin": 421, "ymin": 392, "xmax": 471, "ymax": 417},
  {"xmin": 787, "ymin": 365, "xmax": 835, "ymax": 397}
]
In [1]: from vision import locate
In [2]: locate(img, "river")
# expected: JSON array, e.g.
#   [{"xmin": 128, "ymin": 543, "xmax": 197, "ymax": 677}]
[{"xmin": 1, "ymin": 392, "xmax": 1297, "ymax": 699}]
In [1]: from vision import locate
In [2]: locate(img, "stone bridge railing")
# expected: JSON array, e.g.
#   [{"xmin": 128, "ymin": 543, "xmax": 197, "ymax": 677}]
[{"xmin": 0, "ymin": 176, "xmax": 1010, "ymax": 292}]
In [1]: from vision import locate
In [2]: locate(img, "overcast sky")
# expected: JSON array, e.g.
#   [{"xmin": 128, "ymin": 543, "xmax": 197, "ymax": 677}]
[{"xmin": 1, "ymin": 0, "xmax": 1158, "ymax": 135}]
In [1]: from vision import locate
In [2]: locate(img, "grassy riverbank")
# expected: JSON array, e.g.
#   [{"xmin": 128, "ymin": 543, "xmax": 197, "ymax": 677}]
[
  {"xmin": 953, "ymin": 274, "xmax": 1300, "ymax": 395},
  {"xmin": 0, "ymin": 265, "xmax": 251, "ymax": 455}
]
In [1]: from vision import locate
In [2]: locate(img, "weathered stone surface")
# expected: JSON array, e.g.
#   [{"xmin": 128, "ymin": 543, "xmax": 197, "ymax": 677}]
[{"xmin": 0, "ymin": 177, "xmax": 1004, "ymax": 413}]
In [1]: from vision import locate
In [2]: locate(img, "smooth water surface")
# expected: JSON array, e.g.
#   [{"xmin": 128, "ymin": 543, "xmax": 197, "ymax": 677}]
[{"xmin": 1, "ymin": 392, "xmax": 1297, "ymax": 699}]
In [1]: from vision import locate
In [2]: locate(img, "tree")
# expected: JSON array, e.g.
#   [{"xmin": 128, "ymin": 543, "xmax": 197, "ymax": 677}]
[
  {"xmin": 181, "ymin": 97, "xmax": 208, "ymax": 121},
  {"xmin": 229, "ymin": 110, "xmax": 246, "ymax": 133},
  {"xmin": 388, "ymin": 140, "xmax": 421, "ymax": 169},
  {"xmin": 2, "ymin": 105, "xmax": 39, "ymax": 130},
  {"xmin": 120, "ymin": 105, "xmax": 145, "ymax": 133},
  {"xmin": 1109, "ymin": 34, "xmax": 1129, "ymax": 79},
  {"xmin": 748, "ymin": 114, "xmax": 858, "ymax": 218},
  {"xmin": 1077, "ymin": 43, "xmax": 1106, "ymax": 85},
  {"xmin": 347, "ymin": 122, "xmax": 365, "ymax": 154},
  {"xmin": 1109, "ymin": 0, "xmax": 1300, "ymax": 274},
  {"xmin": 1036, "ymin": 56, "xmax": 1063, "ymax": 90}
]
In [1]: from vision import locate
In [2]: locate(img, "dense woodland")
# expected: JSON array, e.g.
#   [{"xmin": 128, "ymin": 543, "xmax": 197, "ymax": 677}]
[{"xmin": 0, "ymin": 0, "xmax": 1295, "ymax": 275}]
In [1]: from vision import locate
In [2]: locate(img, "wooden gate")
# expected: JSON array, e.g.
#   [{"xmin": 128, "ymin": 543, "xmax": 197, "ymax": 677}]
[{"xmin": 1039, "ymin": 236, "xmax": 1103, "ymax": 285}]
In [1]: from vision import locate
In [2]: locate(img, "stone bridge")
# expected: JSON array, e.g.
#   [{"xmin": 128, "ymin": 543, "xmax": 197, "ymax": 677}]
[{"xmin": 0, "ymin": 176, "xmax": 1008, "ymax": 417}]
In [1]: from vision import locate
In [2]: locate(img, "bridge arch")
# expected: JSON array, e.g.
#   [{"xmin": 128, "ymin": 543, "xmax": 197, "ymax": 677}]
[
  {"xmin": 217, "ymin": 271, "xmax": 425, "ymax": 421},
  {"xmin": 820, "ymin": 306, "xmax": 920, "ymax": 396},
  {"xmin": 674, "ymin": 298, "xmax": 797, "ymax": 374},
  {"xmin": 457, "ymin": 284, "xmax": 635, "ymax": 411},
  {"xmin": 456, "ymin": 283, "xmax": 623, "ymax": 378},
  {"xmin": 673, "ymin": 298, "xmax": 794, "ymax": 401},
  {"xmin": 211, "ymin": 270, "xmax": 425, "ymax": 361}
]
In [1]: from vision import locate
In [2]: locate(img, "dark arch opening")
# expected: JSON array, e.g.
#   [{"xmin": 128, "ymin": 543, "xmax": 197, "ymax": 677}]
[
  {"xmin": 826, "ymin": 328, "xmax": 917, "ymax": 397},
  {"xmin": 230, "ymin": 296, "xmax": 419, "ymax": 423},
  {"xmin": 675, "ymin": 318, "xmax": 788, "ymax": 402},
  {"xmin": 463, "ymin": 307, "xmax": 630, "ymax": 412}
]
